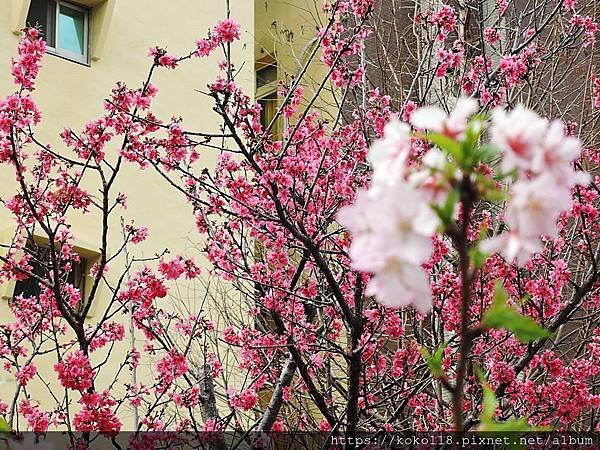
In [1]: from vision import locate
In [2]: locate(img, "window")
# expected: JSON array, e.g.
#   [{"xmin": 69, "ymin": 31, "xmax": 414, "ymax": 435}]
[
  {"xmin": 258, "ymin": 92, "xmax": 280, "ymax": 138},
  {"xmin": 26, "ymin": 0, "xmax": 89, "ymax": 65},
  {"xmin": 13, "ymin": 240, "xmax": 90, "ymax": 315},
  {"xmin": 256, "ymin": 58, "xmax": 281, "ymax": 140},
  {"xmin": 256, "ymin": 64, "xmax": 278, "ymax": 90}
]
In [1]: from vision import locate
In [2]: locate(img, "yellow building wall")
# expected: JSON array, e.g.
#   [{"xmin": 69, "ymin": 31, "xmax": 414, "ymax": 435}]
[
  {"xmin": 0, "ymin": 0, "xmax": 255, "ymax": 431},
  {"xmin": 254, "ymin": 0, "xmax": 338, "ymax": 123}
]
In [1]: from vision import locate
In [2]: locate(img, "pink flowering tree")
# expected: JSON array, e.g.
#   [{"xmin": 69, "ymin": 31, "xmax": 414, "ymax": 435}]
[
  {"xmin": 0, "ymin": 27, "xmax": 214, "ymax": 446},
  {"xmin": 0, "ymin": 0, "xmax": 599, "ymax": 447}
]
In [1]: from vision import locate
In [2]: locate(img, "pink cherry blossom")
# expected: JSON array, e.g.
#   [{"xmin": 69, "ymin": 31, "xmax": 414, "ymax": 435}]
[
  {"xmin": 15, "ymin": 364, "xmax": 37, "ymax": 386},
  {"xmin": 229, "ymin": 389, "xmax": 258, "ymax": 411},
  {"xmin": 497, "ymin": 0, "xmax": 510, "ymax": 14},
  {"xmin": 592, "ymin": 74, "xmax": 600, "ymax": 109},
  {"xmin": 129, "ymin": 225, "xmax": 149, "ymax": 244},
  {"xmin": 10, "ymin": 28, "xmax": 45, "ymax": 91},
  {"xmin": 195, "ymin": 38, "xmax": 217, "ymax": 57},
  {"xmin": 214, "ymin": 19, "xmax": 241, "ymax": 43},
  {"xmin": 430, "ymin": 5, "xmax": 457, "ymax": 41},
  {"xmin": 158, "ymin": 256, "xmax": 186, "ymax": 280},
  {"xmin": 401, "ymin": 101, "xmax": 417, "ymax": 122},
  {"xmin": 155, "ymin": 349, "xmax": 189, "ymax": 390},
  {"xmin": 484, "ymin": 27, "xmax": 501, "ymax": 45},
  {"xmin": 570, "ymin": 14, "xmax": 598, "ymax": 47},
  {"xmin": 73, "ymin": 390, "xmax": 121, "ymax": 437},
  {"xmin": 19, "ymin": 399, "xmax": 49, "ymax": 433},
  {"xmin": 54, "ymin": 350, "xmax": 95, "ymax": 392}
]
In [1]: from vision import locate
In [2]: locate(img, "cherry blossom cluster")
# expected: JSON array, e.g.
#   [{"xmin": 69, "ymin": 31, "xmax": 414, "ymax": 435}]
[
  {"xmin": 337, "ymin": 119, "xmax": 440, "ymax": 312},
  {"xmin": 73, "ymin": 391, "xmax": 122, "ymax": 437},
  {"xmin": 483, "ymin": 107, "xmax": 589, "ymax": 263},
  {"xmin": 320, "ymin": 1, "xmax": 374, "ymax": 88},
  {"xmin": 149, "ymin": 18, "xmax": 242, "ymax": 69},
  {"xmin": 570, "ymin": 14, "xmax": 599, "ymax": 46},
  {"xmin": 10, "ymin": 27, "xmax": 45, "ymax": 91},
  {"xmin": 54, "ymin": 350, "xmax": 95, "ymax": 392},
  {"xmin": 417, "ymin": 1, "xmax": 597, "ymax": 109},
  {"xmin": 340, "ymin": 97, "xmax": 589, "ymax": 315},
  {"xmin": 155, "ymin": 349, "xmax": 190, "ymax": 392},
  {"xmin": 430, "ymin": 5, "xmax": 457, "ymax": 42},
  {"xmin": 19, "ymin": 400, "xmax": 50, "ymax": 433}
]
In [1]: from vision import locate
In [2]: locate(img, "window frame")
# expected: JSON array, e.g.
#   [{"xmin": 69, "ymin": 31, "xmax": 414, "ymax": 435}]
[
  {"xmin": 255, "ymin": 56, "xmax": 281, "ymax": 139},
  {"xmin": 11, "ymin": 238, "xmax": 90, "ymax": 308},
  {"xmin": 0, "ymin": 230, "xmax": 102, "ymax": 318},
  {"xmin": 255, "ymin": 61, "xmax": 279, "ymax": 100},
  {"xmin": 39, "ymin": 0, "xmax": 91, "ymax": 65}
]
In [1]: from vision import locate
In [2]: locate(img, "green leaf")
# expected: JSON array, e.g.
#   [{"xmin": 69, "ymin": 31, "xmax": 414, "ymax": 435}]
[
  {"xmin": 458, "ymin": 114, "xmax": 489, "ymax": 169},
  {"xmin": 480, "ymin": 419, "xmax": 533, "ymax": 450},
  {"xmin": 476, "ymin": 143, "xmax": 500, "ymax": 164},
  {"xmin": 474, "ymin": 364, "xmax": 486, "ymax": 383},
  {"xmin": 482, "ymin": 283, "xmax": 550, "ymax": 343},
  {"xmin": 461, "ymin": 118, "xmax": 484, "ymax": 165},
  {"xmin": 481, "ymin": 383, "xmax": 497, "ymax": 424},
  {"xmin": 480, "ymin": 418, "xmax": 551, "ymax": 450},
  {"xmin": 469, "ymin": 246, "xmax": 488, "ymax": 269},
  {"xmin": 427, "ymin": 132, "xmax": 463, "ymax": 163},
  {"xmin": 420, "ymin": 342, "xmax": 447, "ymax": 378},
  {"xmin": 481, "ymin": 417, "xmax": 534, "ymax": 432},
  {"xmin": 478, "ymin": 379, "xmax": 549, "ymax": 450},
  {"xmin": 0, "ymin": 416, "xmax": 10, "ymax": 434},
  {"xmin": 431, "ymin": 188, "xmax": 459, "ymax": 228}
]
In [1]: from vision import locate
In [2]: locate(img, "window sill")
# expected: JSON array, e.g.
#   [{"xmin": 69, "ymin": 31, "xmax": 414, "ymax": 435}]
[{"xmin": 46, "ymin": 48, "xmax": 90, "ymax": 67}]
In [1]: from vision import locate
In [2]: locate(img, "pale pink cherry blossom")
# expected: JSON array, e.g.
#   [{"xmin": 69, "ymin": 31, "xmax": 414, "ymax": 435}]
[
  {"xmin": 481, "ymin": 174, "xmax": 572, "ymax": 264},
  {"xmin": 410, "ymin": 97, "xmax": 478, "ymax": 140},
  {"xmin": 533, "ymin": 120, "xmax": 590, "ymax": 186},
  {"xmin": 366, "ymin": 261, "xmax": 433, "ymax": 313},
  {"xmin": 337, "ymin": 190, "xmax": 386, "ymax": 270},
  {"xmin": 421, "ymin": 147, "xmax": 448, "ymax": 171},
  {"xmin": 408, "ymin": 148, "xmax": 451, "ymax": 204},
  {"xmin": 367, "ymin": 118, "xmax": 411, "ymax": 188},
  {"xmin": 339, "ymin": 183, "xmax": 439, "ymax": 270},
  {"xmin": 480, "ymin": 230, "xmax": 545, "ymax": 266},
  {"xmin": 338, "ymin": 182, "xmax": 439, "ymax": 312},
  {"xmin": 484, "ymin": 109, "xmax": 588, "ymax": 266},
  {"xmin": 506, "ymin": 174, "xmax": 572, "ymax": 239},
  {"xmin": 490, "ymin": 105, "xmax": 548, "ymax": 174}
]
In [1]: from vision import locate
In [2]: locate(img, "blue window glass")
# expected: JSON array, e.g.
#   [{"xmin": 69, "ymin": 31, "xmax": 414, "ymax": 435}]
[{"xmin": 58, "ymin": 5, "xmax": 85, "ymax": 55}]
